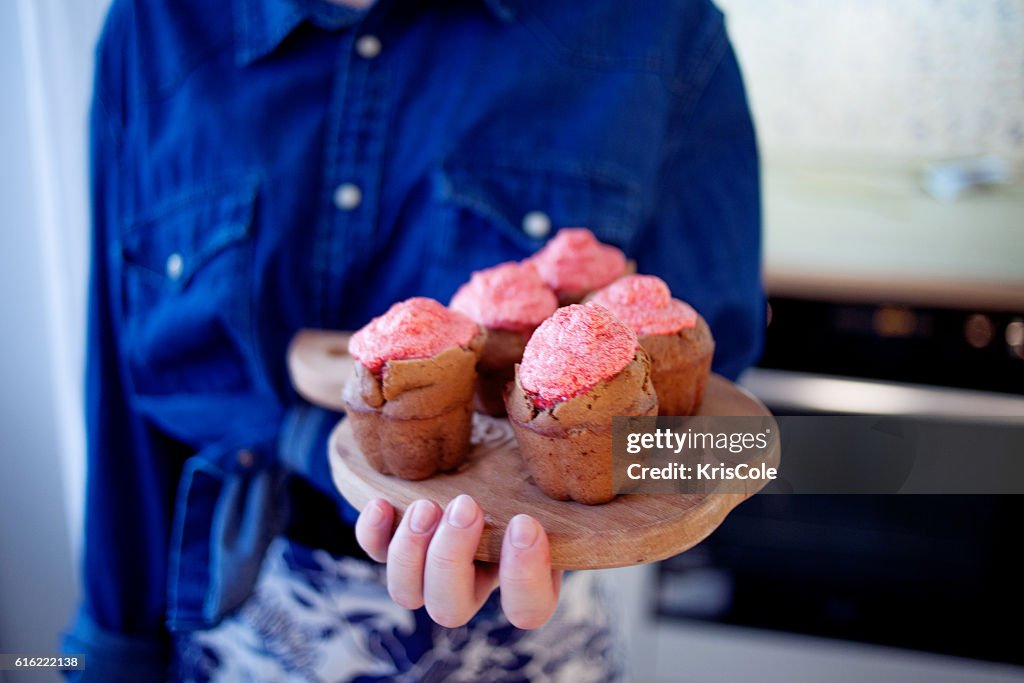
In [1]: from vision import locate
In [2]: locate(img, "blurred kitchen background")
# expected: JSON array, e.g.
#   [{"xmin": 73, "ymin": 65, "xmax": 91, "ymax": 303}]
[
  {"xmin": 1, "ymin": 1, "xmax": 1022, "ymax": 682},
  {"xmin": 625, "ymin": 1, "xmax": 1024, "ymax": 682}
]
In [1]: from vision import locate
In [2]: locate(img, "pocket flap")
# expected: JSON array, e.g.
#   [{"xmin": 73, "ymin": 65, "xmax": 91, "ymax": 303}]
[
  {"xmin": 122, "ymin": 175, "xmax": 258, "ymax": 289},
  {"xmin": 440, "ymin": 160, "xmax": 641, "ymax": 249}
]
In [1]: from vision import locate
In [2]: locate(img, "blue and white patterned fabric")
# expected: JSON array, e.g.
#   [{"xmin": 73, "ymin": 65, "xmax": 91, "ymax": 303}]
[{"xmin": 173, "ymin": 538, "xmax": 621, "ymax": 683}]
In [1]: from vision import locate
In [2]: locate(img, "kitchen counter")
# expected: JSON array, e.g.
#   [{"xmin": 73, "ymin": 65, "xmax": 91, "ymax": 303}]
[{"xmin": 761, "ymin": 156, "xmax": 1024, "ymax": 310}]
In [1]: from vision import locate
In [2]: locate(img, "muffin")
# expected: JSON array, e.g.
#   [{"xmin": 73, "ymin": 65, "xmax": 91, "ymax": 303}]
[
  {"xmin": 505, "ymin": 304, "xmax": 658, "ymax": 504},
  {"xmin": 344, "ymin": 297, "xmax": 485, "ymax": 480},
  {"xmin": 589, "ymin": 275, "xmax": 714, "ymax": 416},
  {"xmin": 530, "ymin": 228, "xmax": 628, "ymax": 305},
  {"xmin": 449, "ymin": 262, "xmax": 558, "ymax": 416}
]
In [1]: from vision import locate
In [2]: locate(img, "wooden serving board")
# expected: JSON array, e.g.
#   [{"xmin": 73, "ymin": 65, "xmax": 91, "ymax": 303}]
[
  {"xmin": 288, "ymin": 329, "xmax": 355, "ymax": 412},
  {"xmin": 289, "ymin": 329, "xmax": 779, "ymax": 570}
]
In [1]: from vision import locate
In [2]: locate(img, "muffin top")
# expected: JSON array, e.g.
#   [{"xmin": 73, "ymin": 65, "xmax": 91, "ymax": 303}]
[
  {"xmin": 519, "ymin": 303, "xmax": 637, "ymax": 409},
  {"xmin": 530, "ymin": 228, "xmax": 626, "ymax": 294},
  {"xmin": 589, "ymin": 274, "xmax": 697, "ymax": 336},
  {"xmin": 349, "ymin": 297, "xmax": 479, "ymax": 374},
  {"xmin": 449, "ymin": 261, "xmax": 557, "ymax": 332}
]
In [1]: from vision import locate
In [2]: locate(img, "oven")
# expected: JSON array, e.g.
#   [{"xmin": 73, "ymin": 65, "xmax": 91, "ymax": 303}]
[{"xmin": 613, "ymin": 290, "xmax": 1024, "ymax": 682}]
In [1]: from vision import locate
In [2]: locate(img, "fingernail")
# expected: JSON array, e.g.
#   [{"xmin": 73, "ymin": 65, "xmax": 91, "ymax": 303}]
[
  {"xmin": 408, "ymin": 500, "xmax": 439, "ymax": 534},
  {"xmin": 508, "ymin": 514, "xmax": 538, "ymax": 549},
  {"xmin": 364, "ymin": 501, "xmax": 386, "ymax": 528},
  {"xmin": 447, "ymin": 494, "xmax": 478, "ymax": 529}
]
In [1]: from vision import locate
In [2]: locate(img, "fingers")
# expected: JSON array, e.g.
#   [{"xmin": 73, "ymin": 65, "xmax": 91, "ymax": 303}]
[
  {"xmin": 372, "ymin": 496, "xmax": 560, "ymax": 631},
  {"xmin": 422, "ymin": 495, "xmax": 499, "ymax": 628},
  {"xmin": 499, "ymin": 514, "xmax": 561, "ymax": 629},
  {"xmin": 354, "ymin": 498, "xmax": 395, "ymax": 563},
  {"xmin": 386, "ymin": 499, "xmax": 442, "ymax": 610}
]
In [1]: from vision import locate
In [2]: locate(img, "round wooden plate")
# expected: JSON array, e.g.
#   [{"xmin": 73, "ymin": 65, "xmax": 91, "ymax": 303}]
[{"xmin": 289, "ymin": 329, "xmax": 779, "ymax": 570}]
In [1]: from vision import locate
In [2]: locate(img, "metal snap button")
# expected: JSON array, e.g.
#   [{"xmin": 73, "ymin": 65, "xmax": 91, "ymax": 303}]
[
  {"xmin": 334, "ymin": 183, "xmax": 363, "ymax": 211},
  {"xmin": 356, "ymin": 35, "xmax": 382, "ymax": 59},
  {"xmin": 522, "ymin": 211, "xmax": 552, "ymax": 239},
  {"xmin": 166, "ymin": 252, "xmax": 184, "ymax": 280}
]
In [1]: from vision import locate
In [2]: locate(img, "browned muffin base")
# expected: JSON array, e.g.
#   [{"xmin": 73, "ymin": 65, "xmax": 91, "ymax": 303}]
[
  {"xmin": 344, "ymin": 402, "xmax": 474, "ymax": 480},
  {"xmin": 556, "ymin": 291, "xmax": 587, "ymax": 306},
  {"xmin": 474, "ymin": 365, "xmax": 515, "ymax": 416},
  {"xmin": 505, "ymin": 349, "xmax": 658, "ymax": 504},
  {"xmin": 342, "ymin": 335, "xmax": 483, "ymax": 480},
  {"xmin": 474, "ymin": 327, "xmax": 529, "ymax": 417},
  {"xmin": 640, "ymin": 314, "xmax": 714, "ymax": 416},
  {"xmin": 505, "ymin": 422, "xmax": 619, "ymax": 504}
]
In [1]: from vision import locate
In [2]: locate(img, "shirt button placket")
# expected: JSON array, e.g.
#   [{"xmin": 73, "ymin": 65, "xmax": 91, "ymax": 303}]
[
  {"xmin": 319, "ymin": 24, "xmax": 391, "ymax": 326},
  {"xmin": 332, "ymin": 35, "xmax": 380, "ymax": 217}
]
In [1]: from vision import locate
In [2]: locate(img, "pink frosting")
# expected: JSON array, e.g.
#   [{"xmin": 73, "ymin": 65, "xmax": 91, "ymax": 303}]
[
  {"xmin": 530, "ymin": 228, "xmax": 627, "ymax": 294},
  {"xmin": 588, "ymin": 275, "xmax": 698, "ymax": 336},
  {"xmin": 519, "ymin": 304, "xmax": 638, "ymax": 409},
  {"xmin": 349, "ymin": 297, "xmax": 479, "ymax": 374},
  {"xmin": 449, "ymin": 261, "xmax": 558, "ymax": 332}
]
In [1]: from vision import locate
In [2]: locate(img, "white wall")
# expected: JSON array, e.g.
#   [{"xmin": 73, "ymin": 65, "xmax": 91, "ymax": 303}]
[
  {"xmin": 0, "ymin": 1, "xmax": 109, "ymax": 680},
  {"xmin": 718, "ymin": 0, "xmax": 1024, "ymax": 161},
  {"xmin": 714, "ymin": 0, "xmax": 1024, "ymax": 293}
]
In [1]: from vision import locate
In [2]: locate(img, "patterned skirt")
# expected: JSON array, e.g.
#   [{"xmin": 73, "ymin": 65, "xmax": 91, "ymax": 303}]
[{"xmin": 173, "ymin": 537, "xmax": 622, "ymax": 682}]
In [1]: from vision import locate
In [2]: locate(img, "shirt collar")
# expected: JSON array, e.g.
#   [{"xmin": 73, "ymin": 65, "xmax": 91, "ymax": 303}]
[{"xmin": 235, "ymin": 0, "xmax": 518, "ymax": 66}]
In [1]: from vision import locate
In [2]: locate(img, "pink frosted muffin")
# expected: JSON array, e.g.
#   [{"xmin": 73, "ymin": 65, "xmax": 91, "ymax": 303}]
[
  {"xmin": 450, "ymin": 262, "xmax": 558, "ymax": 416},
  {"xmin": 344, "ymin": 297, "xmax": 485, "ymax": 480},
  {"xmin": 530, "ymin": 228, "xmax": 628, "ymax": 305},
  {"xmin": 589, "ymin": 275, "xmax": 714, "ymax": 416},
  {"xmin": 505, "ymin": 304, "xmax": 658, "ymax": 504}
]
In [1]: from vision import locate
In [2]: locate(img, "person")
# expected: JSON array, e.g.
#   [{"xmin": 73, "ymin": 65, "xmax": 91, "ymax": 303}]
[{"xmin": 63, "ymin": 0, "xmax": 762, "ymax": 679}]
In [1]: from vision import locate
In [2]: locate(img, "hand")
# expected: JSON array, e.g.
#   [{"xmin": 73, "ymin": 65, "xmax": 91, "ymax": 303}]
[{"xmin": 355, "ymin": 494, "xmax": 562, "ymax": 629}]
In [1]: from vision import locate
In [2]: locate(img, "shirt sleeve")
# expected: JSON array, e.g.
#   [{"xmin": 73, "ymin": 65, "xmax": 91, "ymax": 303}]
[
  {"xmin": 62, "ymin": 5, "xmax": 180, "ymax": 679},
  {"xmin": 635, "ymin": 5, "xmax": 765, "ymax": 380}
]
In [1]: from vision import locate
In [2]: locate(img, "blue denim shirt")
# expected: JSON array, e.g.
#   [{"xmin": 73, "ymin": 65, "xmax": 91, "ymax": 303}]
[{"xmin": 64, "ymin": 0, "xmax": 762, "ymax": 678}]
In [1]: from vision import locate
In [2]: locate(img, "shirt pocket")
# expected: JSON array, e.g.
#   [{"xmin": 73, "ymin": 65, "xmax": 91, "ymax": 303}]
[
  {"xmin": 119, "ymin": 174, "xmax": 260, "ymax": 399},
  {"xmin": 425, "ymin": 159, "xmax": 643, "ymax": 298}
]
